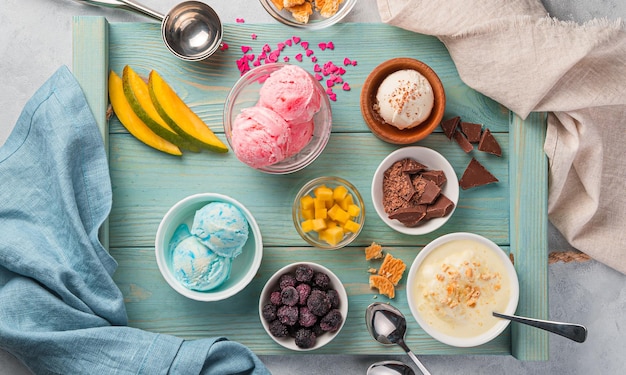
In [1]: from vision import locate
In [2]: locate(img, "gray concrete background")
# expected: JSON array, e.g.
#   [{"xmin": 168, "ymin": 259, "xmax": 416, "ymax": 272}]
[{"xmin": 1, "ymin": 0, "xmax": 625, "ymax": 374}]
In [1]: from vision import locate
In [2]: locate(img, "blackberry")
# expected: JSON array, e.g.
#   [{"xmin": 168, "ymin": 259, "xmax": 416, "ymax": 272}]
[
  {"xmin": 279, "ymin": 273, "xmax": 297, "ymax": 289},
  {"xmin": 320, "ymin": 309, "xmax": 343, "ymax": 332},
  {"xmin": 268, "ymin": 320, "xmax": 288, "ymax": 337},
  {"xmin": 307, "ymin": 289, "xmax": 331, "ymax": 316},
  {"xmin": 270, "ymin": 290, "xmax": 282, "ymax": 305},
  {"xmin": 281, "ymin": 286, "xmax": 299, "ymax": 306},
  {"xmin": 277, "ymin": 305, "xmax": 299, "ymax": 326},
  {"xmin": 295, "ymin": 264, "xmax": 315, "ymax": 283},
  {"xmin": 327, "ymin": 289, "xmax": 340, "ymax": 309},
  {"xmin": 311, "ymin": 322, "xmax": 324, "ymax": 337},
  {"xmin": 298, "ymin": 306, "xmax": 318, "ymax": 327},
  {"xmin": 262, "ymin": 303, "xmax": 277, "ymax": 322},
  {"xmin": 313, "ymin": 272, "xmax": 331, "ymax": 290},
  {"xmin": 296, "ymin": 283, "xmax": 311, "ymax": 305},
  {"xmin": 294, "ymin": 328, "xmax": 317, "ymax": 349}
]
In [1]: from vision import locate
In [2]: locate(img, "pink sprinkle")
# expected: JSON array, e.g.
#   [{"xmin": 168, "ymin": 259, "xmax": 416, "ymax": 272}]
[
  {"xmin": 313, "ymin": 64, "xmax": 322, "ymax": 72},
  {"xmin": 295, "ymin": 53, "xmax": 303, "ymax": 62},
  {"xmin": 241, "ymin": 45, "xmax": 252, "ymax": 54},
  {"xmin": 342, "ymin": 83, "xmax": 351, "ymax": 91},
  {"xmin": 301, "ymin": 41, "xmax": 309, "ymax": 49},
  {"xmin": 283, "ymin": 56, "xmax": 290, "ymax": 62},
  {"xmin": 343, "ymin": 58, "xmax": 351, "ymax": 66},
  {"xmin": 329, "ymin": 93, "xmax": 337, "ymax": 101},
  {"xmin": 326, "ymin": 79, "xmax": 334, "ymax": 88},
  {"xmin": 277, "ymin": 42, "xmax": 286, "ymax": 51},
  {"xmin": 351, "ymin": 60, "xmax": 358, "ymax": 66},
  {"xmin": 311, "ymin": 56, "xmax": 318, "ymax": 63},
  {"xmin": 293, "ymin": 36, "xmax": 301, "ymax": 44},
  {"xmin": 219, "ymin": 43, "xmax": 229, "ymax": 51},
  {"xmin": 236, "ymin": 18, "xmax": 245, "ymax": 23},
  {"xmin": 326, "ymin": 87, "xmax": 334, "ymax": 95},
  {"xmin": 268, "ymin": 50, "xmax": 280, "ymax": 63},
  {"xmin": 318, "ymin": 42, "xmax": 327, "ymax": 51},
  {"xmin": 314, "ymin": 73, "xmax": 323, "ymax": 81},
  {"xmin": 259, "ymin": 52, "xmax": 267, "ymax": 60},
  {"xmin": 251, "ymin": 33, "xmax": 257, "ymax": 40},
  {"xmin": 247, "ymin": 54, "xmax": 255, "ymax": 61},
  {"xmin": 285, "ymin": 39, "xmax": 293, "ymax": 47},
  {"xmin": 262, "ymin": 44, "xmax": 271, "ymax": 53},
  {"xmin": 305, "ymin": 49, "xmax": 314, "ymax": 57},
  {"xmin": 327, "ymin": 41, "xmax": 335, "ymax": 50},
  {"xmin": 337, "ymin": 67, "xmax": 346, "ymax": 75},
  {"xmin": 253, "ymin": 60, "xmax": 261, "ymax": 66}
]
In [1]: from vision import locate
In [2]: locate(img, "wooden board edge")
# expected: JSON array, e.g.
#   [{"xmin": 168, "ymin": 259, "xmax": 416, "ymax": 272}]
[
  {"xmin": 72, "ymin": 15, "xmax": 110, "ymax": 250},
  {"xmin": 509, "ymin": 111, "xmax": 549, "ymax": 360}
]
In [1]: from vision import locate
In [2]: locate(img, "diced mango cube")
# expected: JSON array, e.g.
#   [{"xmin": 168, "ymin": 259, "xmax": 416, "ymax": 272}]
[
  {"xmin": 328, "ymin": 204, "xmax": 350, "ymax": 224},
  {"xmin": 347, "ymin": 204, "xmax": 361, "ymax": 217},
  {"xmin": 313, "ymin": 184, "xmax": 327, "ymax": 197},
  {"xmin": 322, "ymin": 226, "xmax": 345, "ymax": 246},
  {"xmin": 333, "ymin": 185, "xmax": 348, "ymax": 201},
  {"xmin": 314, "ymin": 197, "xmax": 327, "ymax": 209},
  {"xmin": 326, "ymin": 220, "xmax": 338, "ymax": 229},
  {"xmin": 312, "ymin": 218, "xmax": 327, "ymax": 232},
  {"xmin": 339, "ymin": 193, "xmax": 354, "ymax": 211},
  {"xmin": 302, "ymin": 208, "xmax": 314, "ymax": 220},
  {"xmin": 343, "ymin": 220, "xmax": 361, "ymax": 233},
  {"xmin": 300, "ymin": 195, "xmax": 315, "ymax": 210},
  {"xmin": 315, "ymin": 207, "xmax": 327, "ymax": 220},
  {"xmin": 301, "ymin": 219, "xmax": 315, "ymax": 232},
  {"xmin": 316, "ymin": 186, "xmax": 333, "ymax": 201}
]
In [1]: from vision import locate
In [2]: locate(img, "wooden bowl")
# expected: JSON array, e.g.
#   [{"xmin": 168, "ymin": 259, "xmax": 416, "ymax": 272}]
[{"xmin": 360, "ymin": 58, "xmax": 445, "ymax": 144}]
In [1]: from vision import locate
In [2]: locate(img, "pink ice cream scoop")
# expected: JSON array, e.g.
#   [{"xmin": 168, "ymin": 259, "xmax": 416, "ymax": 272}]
[
  {"xmin": 286, "ymin": 119, "xmax": 314, "ymax": 158},
  {"xmin": 258, "ymin": 65, "xmax": 322, "ymax": 124},
  {"xmin": 231, "ymin": 106, "xmax": 290, "ymax": 168}
]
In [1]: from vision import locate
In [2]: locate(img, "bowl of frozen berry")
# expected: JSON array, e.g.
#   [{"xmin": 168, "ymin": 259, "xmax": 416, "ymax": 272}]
[{"xmin": 259, "ymin": 262, "xmax": 348, "ymax": 350}]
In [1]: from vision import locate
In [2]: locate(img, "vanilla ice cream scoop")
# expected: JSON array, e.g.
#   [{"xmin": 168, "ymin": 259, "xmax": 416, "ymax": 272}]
[
  {"xmin": 375, "ymin": 69, "xmax": 434, "ymax": 130},
  {"xmin": 191, "ymin": 202, "xmax": 249, "ymax": 258}
]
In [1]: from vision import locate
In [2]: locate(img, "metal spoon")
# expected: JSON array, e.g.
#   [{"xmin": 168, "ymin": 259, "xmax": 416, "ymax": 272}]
[
  {"xmin": 74, "ymin": 0, "xmax": 223, "ymax": 61},
  {"xmin": 367, "ymin": 360, "xmax": 416, "ymax": 375},
  {"xmin": 493, "ymin": 312, "xmax": 587, "ymax": 343},
  {"xmin": 366, "ymin": 303, "xmax": 431, "ymax": 375}
]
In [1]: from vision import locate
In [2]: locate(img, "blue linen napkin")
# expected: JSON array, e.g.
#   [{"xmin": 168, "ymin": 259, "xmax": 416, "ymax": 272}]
[{"xmin": 0, "ymin": 66, "xmax": 270, "ymax": 375}]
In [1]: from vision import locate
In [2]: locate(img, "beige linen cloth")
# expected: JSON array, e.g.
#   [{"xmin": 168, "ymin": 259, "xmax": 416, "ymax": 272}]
[{"xmin": 377, "ymin": 0, "xmax": 626, "ymax": 274}]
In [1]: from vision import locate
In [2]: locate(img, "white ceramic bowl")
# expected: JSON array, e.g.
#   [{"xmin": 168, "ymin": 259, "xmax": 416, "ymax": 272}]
[
  {"xmin": 259, "ymin": 262, "xmax": 348, "ymax": 351},
  {"xmin": 371, "ymin": 146, "xmax": 459, "ymax": 235},
  {"xmin": 155, "ymin": 193, "xmax": 263, "ymax": 301},
  {"xmin": 406, "ymin": 232, "xmax": 519, "ymax": 347}
]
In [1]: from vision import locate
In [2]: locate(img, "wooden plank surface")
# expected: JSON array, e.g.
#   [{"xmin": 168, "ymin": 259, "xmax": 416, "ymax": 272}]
[{"xmin": 73, "ymin": 17, "xmax": 548, "ymax": 359}]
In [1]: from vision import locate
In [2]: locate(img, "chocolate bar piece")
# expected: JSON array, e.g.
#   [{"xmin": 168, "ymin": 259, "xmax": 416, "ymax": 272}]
[
  {"xmin": 453, "ymin": 129, "xmax": 473, "ymax": 153},
  {"xmin": 440, "ymin": 116, "xmax": 460, "ymax": 139},
  {"xmin": 414, "ymin": 179, "xmax": 441, "ymax": 205},
  {"xmin": 389, "ymin": 206, "xmax": 427, "ymax": 227},
  {"xmin": 461, "ymin": 122, "xmax": 483, "ymax": 143},
  {"xmin": 425, "ymin": 194, "xmax": 455, "ymax": 219},
  {"xmin": 459, "ymin": 158, "xmax": 499, "ymax": 189},
  {"xmin": 478, "ymin": 128, "xmax": 502, "ymax": 156},
  {"xmin": 420, "ymin": 170, "xmax": 447, "ymax": 187},
  {"xmin": 401, "ymin": 158, "xmax": 428, "ymax": 174}
]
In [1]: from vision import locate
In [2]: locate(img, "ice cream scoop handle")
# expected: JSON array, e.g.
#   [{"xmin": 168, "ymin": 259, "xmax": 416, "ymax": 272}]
[
  {"xmin": 398, "ymin": 340, "xmax": 431, "ymax": 375},
  {"xmin": 73, "ymin": 0, "xmax": 164, "ymax": 21},
  {"xmin": 493, "ymin": 312, "xmax": 587, "ymax": 343}
]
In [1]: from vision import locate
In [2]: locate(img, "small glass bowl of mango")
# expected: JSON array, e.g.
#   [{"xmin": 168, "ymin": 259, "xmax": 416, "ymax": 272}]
[{"xmin": 292, "ymin": 176, "xmax": 365, "ymax": 250}]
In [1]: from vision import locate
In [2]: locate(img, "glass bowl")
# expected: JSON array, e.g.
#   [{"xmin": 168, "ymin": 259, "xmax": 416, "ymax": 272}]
[
  {"xmin": 259, "ymin": 262, "xmax": 348, "ymax": 350},
  {"xmin": 223, "ymin": 63, "xmax": 332, "ymax": 174},
  {"xmin": 292, "ymin": 176, "xmax": 365, "ymax": 250},
  {"xmin": 259, "ymin": 0, "xmax": 356, "ymax": 30}
]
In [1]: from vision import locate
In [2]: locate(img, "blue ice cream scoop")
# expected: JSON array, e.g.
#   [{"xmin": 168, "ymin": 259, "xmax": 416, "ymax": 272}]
[
  {"xmin": 191, "ymin": 202, "xmax": 249, "ymax": 258},
  {"xmin": 170, "ymin": 224, "xmax": 232, "ymax": 291}
]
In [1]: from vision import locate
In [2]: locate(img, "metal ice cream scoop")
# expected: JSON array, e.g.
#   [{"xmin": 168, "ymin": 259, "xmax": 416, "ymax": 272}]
[
  {"xmin": 74, "ymin": 0, "xmax": 223, "ymax": 61},
  {"xmin": 367, "ymin": 360, "xmax": 416, "ymax": 375}
]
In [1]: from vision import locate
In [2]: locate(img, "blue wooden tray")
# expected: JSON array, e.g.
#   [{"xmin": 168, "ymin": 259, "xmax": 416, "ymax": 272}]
[{"xmin": 72, "ymin": 16, "xmax": 548, "ymax": 360}]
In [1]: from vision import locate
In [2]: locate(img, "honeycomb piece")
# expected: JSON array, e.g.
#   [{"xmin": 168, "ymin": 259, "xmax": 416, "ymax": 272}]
[
  {"xmin": 365, "ymin": 242, "xmax": 384, "ymax": 260},
  {"xmin": 287, "ymin": 1, "xmax": 313, "ymax": 23},
  {"xmin": 284, "ymin": 0, "xmax": 305, "ymax": 7},
  {"xmin": 369, "ymin": 275, "xmax": 395, "ymax": 299},
  {"xmin": 270, "ymin": 0, "xmax": 284, "ymax": 10},
  {"xmin": 378, "ymin": 253, "xmax": 406, "ymax": 286},
  {"xmin": 319, "ymin": 0, "xmax": 342, "ymax": 18}
]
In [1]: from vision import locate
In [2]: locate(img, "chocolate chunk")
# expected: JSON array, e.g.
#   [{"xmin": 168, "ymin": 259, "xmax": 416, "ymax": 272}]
[
  {"xmin": 398, "ymin": 173, "xmax": 416, "ymax": 201},
  {"xmin": 440, "ymin": 116, "xmax": 460, "ymax": 139},
  {"xmin": 460, "ymin": 122, "xmax": 483, "ymax": 143},
  {"xmin": 401, "ymin": 158, "xmax": 428, "ymax": 174},
  {"xmin": 459, "ymin": 158, "xmax": 498, "ymax": 189},
  {"xmin": 420, "ymin": 170, "xmax": 447, "ymax": 187},
  {"xmin": 425, "ymin": 194, "xmax": 455, "ymax": 219},
  {"xmin": 383, "ymin": 161, "xmax": 413, "ymax": 214},
  {"xmin": 453, "ymin": 129, "xmax": 473, "ymax": 153},
  {"xmin": 478, "ymin": 128, "xmax": 502, "ymax": 156},
  {"xmin": 414, "ymin": 179, "xmax": 441, "ymax": 205},
  {"xmin": 389, "ymin": 206, "xmax": 427, "ymax": 227}
]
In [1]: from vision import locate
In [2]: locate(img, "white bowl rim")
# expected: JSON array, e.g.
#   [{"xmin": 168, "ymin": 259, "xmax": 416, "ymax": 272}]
[
  {"xmin": 406, "ymin": 232, "xmax": 520, "ymax": 347},
  {"xmin": 155, "ymin": 193, "xmax": 263, "ymax": 302},
  {"xmin": 258, "ymin": 262, "xmax": 349, "ymax": 351},
  {"xmin": 371, "ymin": 146, "xmax": 459, "ymax": 235}
]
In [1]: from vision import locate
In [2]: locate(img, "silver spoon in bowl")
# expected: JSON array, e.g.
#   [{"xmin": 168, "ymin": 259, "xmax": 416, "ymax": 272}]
[
  {"xmin": 366, "ymin": 303, "xmax": 431, "ymax": 375},
  {"xmin": 492, "ymin": 312, "xmax": 587, "ymax": 343},
  {"xmin": 74, "ymin": 0, "xmax": 223, "ymax": 61}
]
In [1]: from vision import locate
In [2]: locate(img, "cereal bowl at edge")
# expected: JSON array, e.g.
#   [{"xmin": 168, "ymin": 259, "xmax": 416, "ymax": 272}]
[
  {"xmin": 259, "ymin": 262, "xmax": 348, "ymax": 351},
  {"xmin": 155, "ymin": 193, "xmax": 263, "ymax": 302}
]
